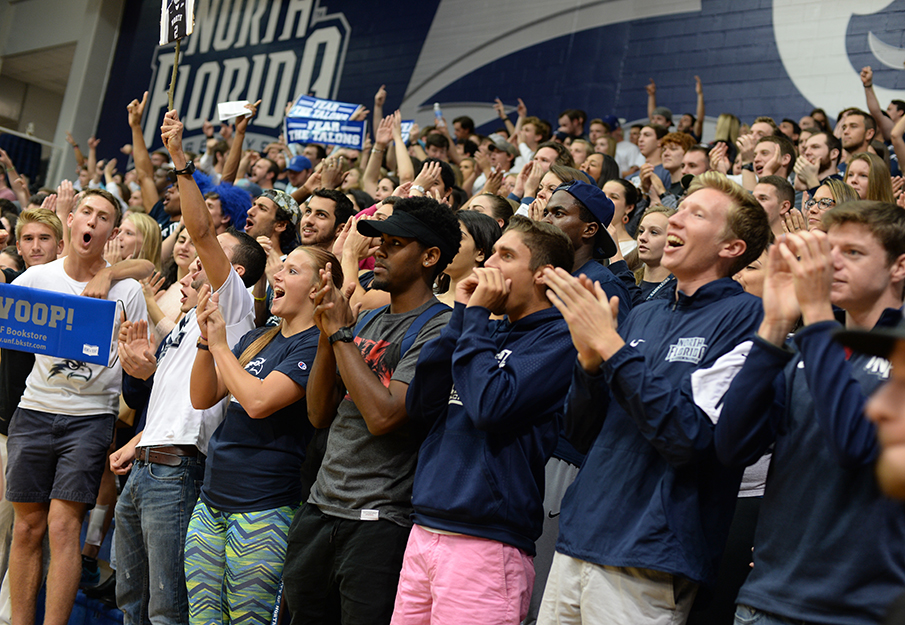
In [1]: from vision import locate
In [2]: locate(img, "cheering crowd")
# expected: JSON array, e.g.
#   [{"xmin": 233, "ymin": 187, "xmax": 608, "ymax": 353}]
[{"xmin": 0, "ymin": 68, "xmax": 904, "ymax": 625}]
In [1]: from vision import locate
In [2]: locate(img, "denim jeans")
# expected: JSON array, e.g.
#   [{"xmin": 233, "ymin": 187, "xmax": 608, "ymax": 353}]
[
  {"xmin": 115, "ymin": 456, "xmax": 204, "ymax": 625},
  {"xmin": 735, "ymin": 605, "xmax": 816, "ymax": 625}
]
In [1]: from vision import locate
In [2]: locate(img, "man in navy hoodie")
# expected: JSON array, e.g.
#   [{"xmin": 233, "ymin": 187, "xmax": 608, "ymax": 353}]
[
  {"xmin": 539, "ymin": 171, "xmax": 771, "ymax": 624},
  {"xmin": 717, "ymin": 200, "xmax": 905, "ymax": 625},
  {"xmin": 392, "ymin": 216, "xmax": 576, "ymax": 625}
]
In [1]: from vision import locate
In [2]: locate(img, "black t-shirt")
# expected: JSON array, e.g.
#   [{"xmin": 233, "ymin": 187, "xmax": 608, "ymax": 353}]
[{"xmin": 200, "ymin": 326, "xmax": 318, "ymax": 513}]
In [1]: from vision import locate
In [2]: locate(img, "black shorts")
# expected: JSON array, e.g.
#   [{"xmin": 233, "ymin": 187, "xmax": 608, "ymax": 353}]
[{"xmin": 6, "ymin": 408, "xmax": 115, "ymax": 504}]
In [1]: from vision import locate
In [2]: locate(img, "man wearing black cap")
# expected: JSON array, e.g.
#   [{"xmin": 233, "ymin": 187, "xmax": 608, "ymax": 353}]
[
  {"xmin": 282, "ymin": 197, "xmax": 461, "ymax": 625},
  {"xmin": 538, "ymin": 172, "xmax": 771, "ymax": 624},
  {"xmin": 716, "ymin": 200, "xmax": 905, "ymax": 625},
  {"xmin": 392, "ymin": 216, "xmax": 577, "ymax": 624},
  {"xmin": 541, "ymin": 180, "xmax": 633, "ymax": 323}
]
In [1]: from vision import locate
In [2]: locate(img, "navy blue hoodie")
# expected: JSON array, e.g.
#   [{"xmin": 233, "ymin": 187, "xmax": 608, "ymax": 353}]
[
  {"xmin": 716, "ymin": 312, "xmax": 905, "ymax": 624},
  {"xmin": 406, "ymin": 303, "xmax": 576, "ymax": 555},
  {"xmin": 555, "ymin": 278, "xmax": 762, "ymax": 586}
]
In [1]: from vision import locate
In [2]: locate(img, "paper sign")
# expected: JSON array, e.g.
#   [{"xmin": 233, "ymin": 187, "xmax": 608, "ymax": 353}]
[
  {"xmin": 0, "ymin": 283, "xmax": 118, "ymax": 367},
  {"xmin": 400, "ymin": 121, "xmax": 415, "ymax": 145},
  {"xmin": 284, "ymin": 118, "xmax": 367, "ymax": 150},
  {"xmin": 160, "ymin": 0, "xmax": 194, "ymax": 46},
  {"xmin": 286, "ymin": 94, "xmax": 361, "ymax": 122},
  {"xmin": 217, "ymin": 100, "xmax": 253, "ymax": 122}
]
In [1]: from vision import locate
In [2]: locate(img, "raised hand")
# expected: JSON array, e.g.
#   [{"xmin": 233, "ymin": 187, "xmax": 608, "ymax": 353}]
[
  {"xmin": 482, "ymin": 169, "xmax": 504, "ymax": 195},
  {"xmin": 782, "ymin": 208, "xmax": 807, "ymax": 234},
  {"xmin": 757, "ymin": 240, "xmax": 800, "ymax": 345},
  {"xmin": 127, "ymin": 92, "xmax": 148, "ymax": 128},
  {"xmin": 412, "ymin": 161, "xmax": 442, "ymax": 192},
  {"xmin": 710, "ymin": 142, "xmax": 731, "ymax": 175},
  {"xmin": 375, "ymin": 114, "xmax": 394, "ymax": 146},
  {"xmin": 793, "ymin": 154, "xmax": 820, "ymax": 189},
  {"xmin": 118, "ymin": 318, "xmax": 158, "ymax": 380},
  {"xmin": 55, "ymin": 180, "xmax": 75, "ymax": 218},
  {"xmin": 235, "ymin": 100, "xmax": 261, "ymax": 135},
  {"xmin": 861, "ymin": 66, "xmax": 873, "ymax": 88},
  {"xmin": 736, "ymin": 133, "xmax": 757, "ymax": 163},
  {"xmin": 374, "ymin": 84, "xmax": 387, "ymax": 108},
  {"xmin": 160, "ymin": 109, "xmax": 186, "ymax": 155},
  {"xmin": 777, "ymin": 231, "xmax": 834, "ymax": 326},
  {"xmin": 646, "ymin": 79, "xmax": 656, "ymax": 96},
  {"xmin": 493, "ymin": 98, "xmax": 506, "ymax": 120},
  {"xmin": 544, "ymin": 267, "xmax": 620, "ymax": 370}
]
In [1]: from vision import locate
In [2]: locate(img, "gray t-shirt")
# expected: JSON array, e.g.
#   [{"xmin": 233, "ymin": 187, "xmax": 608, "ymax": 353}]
[{"xmin": 308, "ymin": 299, "xmax": 451, "ymax": 527}]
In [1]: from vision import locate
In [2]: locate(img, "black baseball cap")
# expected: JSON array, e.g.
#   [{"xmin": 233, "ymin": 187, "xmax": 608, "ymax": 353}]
[
  {"xmin": 835, "ymin": 317, "xmax": 905, "ymax": 359},
  {"xmin": 357, "ymin": 210, "xmax": 458, "ymax": 264}
]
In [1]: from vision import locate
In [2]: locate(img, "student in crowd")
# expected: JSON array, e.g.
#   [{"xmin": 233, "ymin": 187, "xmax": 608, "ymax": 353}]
[
  {"xmin": 7, "ymin": 189, "xmax": 149, "ymax": 625},
  {"xmin": 185, "ymin": 245, "xmax": 337, "ymax": 625},
  {"xmin": 150, "ymin": 225, "xmax": 198, "ymax": 341},
  {"xmin": 717, "ymin": 201, "xmax": 905, "ymax": 624},
  {"xmin": 112, "ymin": 109, "xmax": 266, "ymax": 625},
  {"xmin": 463, "ymin": 193, "xmax": 514, "ymax": 230},
  {"xmin": 602, "ymin": 178, "xmax": 641, "ymax": 255},
  {"xmin": 632, "ymin": 205, "xmax": 677, "ymax": 301},
  {"xmin": 538, "ymin": 172, "xmax": 770, "ymax": 624},
  {"xmin": 111, "ymin": 211, "xmax": 162, "ymax": 270},
  {"xmin": 803, "ymin": 179, "xmax": 860, "ymax": 231},
  {"xmin": 540, "ymin": 180, "xmax": 633, "ymax": 324},
  {"xmin": 434, "ymin": 210, "xmax": 502, "ymax": 308},
  {"xmin": 282, "ymin": 197, "xmax": 460, "ymax": 624},
  {"xmin": 845, "ymin": 152, "xmax": 896, "ymax": 203},
  {"xmin": 394, "ymin": 217, "xmax": 576, "ymax": 624}
]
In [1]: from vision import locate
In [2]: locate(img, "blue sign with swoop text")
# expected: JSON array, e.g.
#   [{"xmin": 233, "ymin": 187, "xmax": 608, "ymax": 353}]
[
  {"xmin": 0, "ymin": 283, "xmax": 117, "ymax": 367},
  {"xmin": 284, "ymin": 94, "xmax": 366, "ymax": 149}
]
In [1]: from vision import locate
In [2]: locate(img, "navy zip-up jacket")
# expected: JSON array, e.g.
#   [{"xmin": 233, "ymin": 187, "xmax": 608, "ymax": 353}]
[
  {"xmin": 406, "ymin": 303, "xmax": 576, "ymax": 555},
  {"xmin": 555, "ymin": 278, "xmax": 762, "ymax": 587},
  {"xmin": 716, "ymin": 311, "xmax": 905, "ymax": 624}
]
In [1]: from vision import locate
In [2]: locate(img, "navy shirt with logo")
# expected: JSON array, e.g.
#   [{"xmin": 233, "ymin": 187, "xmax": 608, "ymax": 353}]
[{"xmin": 201, "ymin": 325, "xmax": 318, "ymax": 513}]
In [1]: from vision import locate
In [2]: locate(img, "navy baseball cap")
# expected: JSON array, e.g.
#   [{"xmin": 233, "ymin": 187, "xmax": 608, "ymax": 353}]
[
  {"xmin": 600, "ymin": 115, "xmax": 620, "ymax": 131},
  {"xmin": 287, "ymin": 155, "xmax": 312, "ymax": 172},
  {"xmin": 554, "ymin": 180, "xmax": 618, "ymax": 259}
]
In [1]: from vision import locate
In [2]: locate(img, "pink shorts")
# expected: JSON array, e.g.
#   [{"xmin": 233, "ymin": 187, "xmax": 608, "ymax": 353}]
[{"xmin": 391, "ymin": 524, "xmax": 535, "ymax": 625}]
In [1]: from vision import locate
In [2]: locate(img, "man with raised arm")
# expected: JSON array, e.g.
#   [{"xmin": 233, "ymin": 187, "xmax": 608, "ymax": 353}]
[
  {"xmin": 538, "ymin": 172, "xmax": 770, "ymax": 624},
  {"xmin": 281, "ymin": 197, "xmax": 461, "ymax": 624},
  {"xmin": 110, "ymin": 109, "xmax": 265, "ymax": 625}
]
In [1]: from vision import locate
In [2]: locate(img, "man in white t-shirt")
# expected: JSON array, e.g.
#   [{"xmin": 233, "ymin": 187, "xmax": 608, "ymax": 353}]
[
  {"xmin": 109, "ymin": 111, "xmax": 267, "ymax": 625},
  {"xmin": 7, "ymin": 188, "xmax": 148, "ymax": 625}
]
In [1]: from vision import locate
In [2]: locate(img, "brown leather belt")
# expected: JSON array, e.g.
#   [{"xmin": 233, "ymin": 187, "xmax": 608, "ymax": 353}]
[{"xmin": 135, "ymin": 445, "xmax": 199, "ymax": 467}]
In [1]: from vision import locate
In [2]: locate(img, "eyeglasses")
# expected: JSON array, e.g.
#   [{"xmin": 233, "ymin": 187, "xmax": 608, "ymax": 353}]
[{"xmin": 804, "ymin": 198, "xmax": 835, "ymax": 211}]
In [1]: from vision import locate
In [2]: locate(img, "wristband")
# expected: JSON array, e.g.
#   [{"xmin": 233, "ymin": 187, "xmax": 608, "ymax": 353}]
[
  {"xmin": 411, "ymin": 185, "xmax": 425, "ymax": 193},
  {"xmin": 196, "ymin": 337, "xmax": 209, "ymax": 351},
  {"xmin": 253, "ymin": 295, "xmax": 267, "ymax": 302}
]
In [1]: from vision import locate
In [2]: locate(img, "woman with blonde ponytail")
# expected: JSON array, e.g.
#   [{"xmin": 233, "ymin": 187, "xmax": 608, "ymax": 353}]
[{"xmin": 185, "ymin": 246, "xmax": 342, "ymax": 625}]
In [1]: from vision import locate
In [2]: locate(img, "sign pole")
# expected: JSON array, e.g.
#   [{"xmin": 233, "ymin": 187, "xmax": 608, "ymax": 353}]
[{"xmin": 168, "ymin": 39, "xmax": 181, "ymax": 112}]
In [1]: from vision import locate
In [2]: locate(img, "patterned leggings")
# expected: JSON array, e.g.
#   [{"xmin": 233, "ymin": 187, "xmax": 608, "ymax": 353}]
[{"xmin": 184, "ymin": 500, "xmax": 298, "ymax": 625}]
